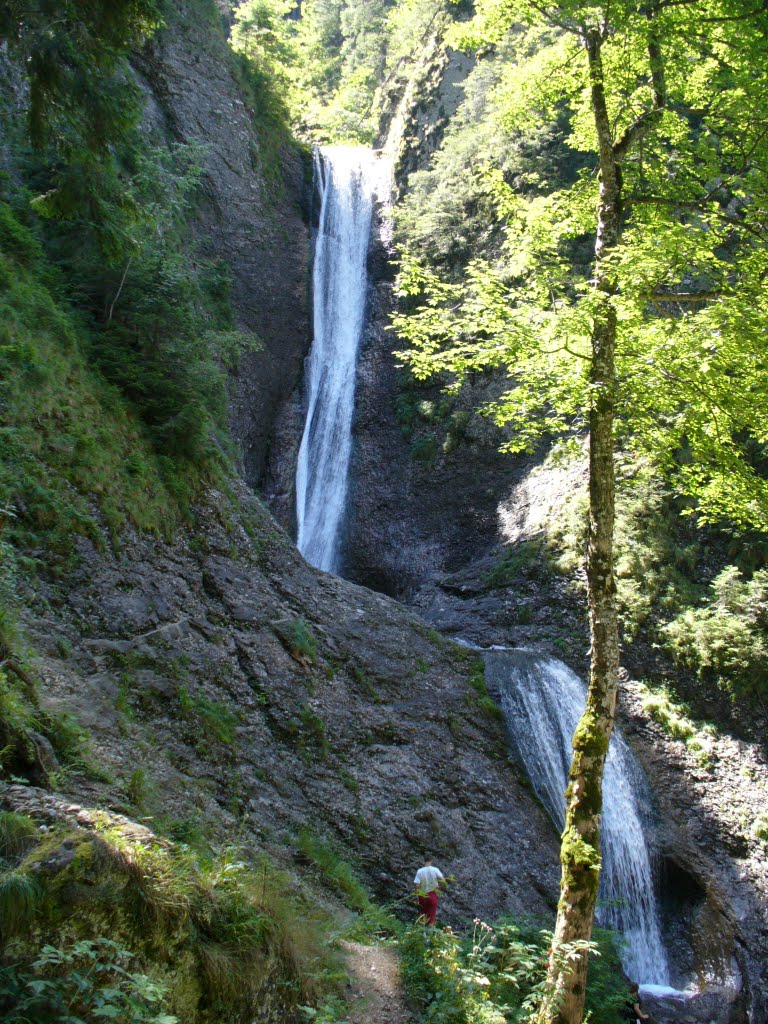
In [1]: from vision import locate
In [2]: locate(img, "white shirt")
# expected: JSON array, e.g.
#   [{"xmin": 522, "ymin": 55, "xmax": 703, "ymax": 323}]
[{"xmin": 413, "ymin": 865, "xmax": 445, "ymax": 893}]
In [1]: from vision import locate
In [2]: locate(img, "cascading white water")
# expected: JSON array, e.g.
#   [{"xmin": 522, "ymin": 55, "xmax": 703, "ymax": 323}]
[
  {"xmin": 296, "ymin": 146, "xmax": 388, "ymax": 573},
  {"xmin": 485, "ymin": 648, "xmax": 670, "ymax": 986}
]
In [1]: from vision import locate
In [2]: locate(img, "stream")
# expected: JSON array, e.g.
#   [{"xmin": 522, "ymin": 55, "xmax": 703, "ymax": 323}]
[{"xmin": 295, "ymin": 145, "xmax": 673, "ymax": 989}]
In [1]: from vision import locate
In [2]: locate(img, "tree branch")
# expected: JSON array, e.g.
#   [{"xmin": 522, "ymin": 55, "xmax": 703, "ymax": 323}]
[
  {"xmin": 613, "ymin": 107, "xmax": 665, "ymax": 160},
  {"xmin": 645, "ymin": 291, "xmax": 724, "ymax": 303}
]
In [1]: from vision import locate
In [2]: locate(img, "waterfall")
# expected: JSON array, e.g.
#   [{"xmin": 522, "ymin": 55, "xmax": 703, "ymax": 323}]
[
  {"xmin": 296, "ymin": 146, "xmax": 388, "ymax": 573},
  {"xmin": 484, "ymin": 648, "xmax": 670, "ymax": 986}
]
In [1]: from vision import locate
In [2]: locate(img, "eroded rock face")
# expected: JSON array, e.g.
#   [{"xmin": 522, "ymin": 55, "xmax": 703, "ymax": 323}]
[
  {"xmin": 618, "ymin": 682, "xmax": 768, "ymax": 1024},
  {"xmin": 25, "ymin": 485, "xmax": 560, "ymax": 925},
  {"xmin": 132, "ymin": 1, "xmax": 312, "ymax": 488}
]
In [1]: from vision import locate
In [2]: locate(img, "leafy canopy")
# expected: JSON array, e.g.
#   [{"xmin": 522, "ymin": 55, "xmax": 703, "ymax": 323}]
[{"xmin": 393, "ymin": 0, "xmax": 768, "ymax": 532}]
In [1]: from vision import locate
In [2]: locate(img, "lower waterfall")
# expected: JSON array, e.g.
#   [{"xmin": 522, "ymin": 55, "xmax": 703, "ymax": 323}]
[
  {"xmin": 294, "ymin": 143, "xmax": 672, "ymax": 990},
  {"xmin": 484, "ymin": 648, "xmax": 671, "ymax": 986},
  {"xmin": 296, "ymin": 146, "xmax": 388, "ymax": 573}
]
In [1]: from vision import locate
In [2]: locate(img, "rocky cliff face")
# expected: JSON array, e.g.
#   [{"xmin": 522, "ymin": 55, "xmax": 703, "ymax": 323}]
[
  {"xmin": 4, "ymin": 5, "xmax": 765, "ymax": 1019},
  {"xmin": 133, "ymin": 0, "xmax": 311, "ymax": 488},
  {"xmin": 20, "ymin": 483, "xmax": 560, "ymax": 924},
  {"xmin": 619, "ymin": 681, "xmax": 768, "ymax": 1024},
  {"xmin": 286, "ymin": 31, "xmax": 768, "ymax": 1022}
]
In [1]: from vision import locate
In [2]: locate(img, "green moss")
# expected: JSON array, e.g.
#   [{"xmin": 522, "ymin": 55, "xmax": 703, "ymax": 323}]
[
  {"xmin": 571, "ymin": 710, "xmax": 610, "ymax": 761},
  {"xmin": 560, "ymin": 827, "xmax": 602, "ymax": 873},
  {"xmin": 5, "ymin": 815, "xmax": 342, "ymax": 1022}
]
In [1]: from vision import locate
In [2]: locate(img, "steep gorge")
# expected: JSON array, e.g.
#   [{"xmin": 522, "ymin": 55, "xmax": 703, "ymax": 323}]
[
  {"xmin": 264, "ymin": 14, "xmax": 768, "ymax": 1020},
  {"xmin": 0, "ymin": 4, "xmax": 562, "ymax": 1021},
  {"xmin": 1, "ymin": 3, "xmax": 767, "ymax": 1024}
]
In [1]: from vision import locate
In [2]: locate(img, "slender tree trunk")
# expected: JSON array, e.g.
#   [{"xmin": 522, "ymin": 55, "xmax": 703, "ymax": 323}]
[{"xmin": 536, "ymin": 28, "xmax": 622, "ymax": 1024}]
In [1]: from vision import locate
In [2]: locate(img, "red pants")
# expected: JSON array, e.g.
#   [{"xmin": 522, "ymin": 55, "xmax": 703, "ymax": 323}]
[{"xmin": 417, "ymin": 890, "xmax": 439, "ymax": 926}]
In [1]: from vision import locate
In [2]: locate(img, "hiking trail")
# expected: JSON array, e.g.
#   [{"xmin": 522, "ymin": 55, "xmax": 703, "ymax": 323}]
[{"xmin": 341, "ymin": 940, "xmax": 412, "ymax": 1024}]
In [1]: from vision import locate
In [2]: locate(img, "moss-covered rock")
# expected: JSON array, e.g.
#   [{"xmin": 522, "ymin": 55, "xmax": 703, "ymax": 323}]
[{"xmin": 0, "ymin": 786, "xmax": 339, "ymax": 1024}]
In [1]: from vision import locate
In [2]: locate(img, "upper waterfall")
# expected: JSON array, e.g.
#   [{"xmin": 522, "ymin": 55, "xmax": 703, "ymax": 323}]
[
  {"xmin": 484, "ymin": 648, "xmax": 671, "ymax": 986},
  {"xmin": 296, "ymin": 146, "xmax": 390, "ymax": 573}
]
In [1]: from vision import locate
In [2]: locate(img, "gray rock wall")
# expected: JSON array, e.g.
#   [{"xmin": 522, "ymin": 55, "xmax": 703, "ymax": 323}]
[
  {"xmin": 25, "ymin": 483, "xmax": 561, "ymax": 925},
  {"xmin": 133, "ymin": 0, "xmax": 312, "ymax": 487}
]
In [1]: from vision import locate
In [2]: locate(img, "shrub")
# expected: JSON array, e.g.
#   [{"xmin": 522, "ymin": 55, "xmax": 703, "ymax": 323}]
[
  {"xmin": 3, "ymin": 812, "xmax": 343, "ymax": 1021},
  {"xmin": 0, "ymin": 938, "xmax": 176, "ymax": 1024},
  {"xmin": 663, "ymin": 566, "xmax": 768, "ymax": 698},
  {"xmin": 398, "ymin": 918, "xmax": 630, "ymax": 1024}
]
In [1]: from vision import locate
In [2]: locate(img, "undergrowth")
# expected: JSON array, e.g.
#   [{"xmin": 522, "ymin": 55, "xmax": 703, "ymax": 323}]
[
  {"xmin": 296, "ymin": 829, "xmax": 399, "ymax": 940},
  {"xmin": 0, "ymin": 812, "xmax": 343, "ymax": 1023},
  {"xmin": 398, "ymin": 918, "xmax": 630, "ymax": 1024},
  {"xmin": 0, "ymin": 628, "xmax": 110, "ymax": 789},
  {"xmin": 636, "ymin": 681, "xmax": 718, "ymax": 769},
  {"xmin": 0, "ymin": 206, "xmax": 200, "ymax": 559},
  {"xmin": 0, "ymin": 938, "xmax": 176, "ymax": 1024}
]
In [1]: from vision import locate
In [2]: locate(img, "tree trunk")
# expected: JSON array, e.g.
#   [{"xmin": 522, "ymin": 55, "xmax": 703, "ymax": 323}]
[{"xmin": 536, "ymin": 27, "xmax": 622, "ymax": 1024}]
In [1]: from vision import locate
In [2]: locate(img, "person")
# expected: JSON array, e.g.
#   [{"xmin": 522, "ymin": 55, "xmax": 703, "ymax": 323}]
[
  {"xmin": 413, "ymin": 857, "xmax": 446, "ymax": 926},
  {"xmin": 626, "ymin": 982, "xmax": 650, "ymax": 1024}
]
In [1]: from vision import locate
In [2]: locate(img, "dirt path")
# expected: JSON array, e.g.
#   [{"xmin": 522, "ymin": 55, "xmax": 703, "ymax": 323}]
[{"xmin": 341, "ymin": 940, "xmax": 413, "ymax": 1024}]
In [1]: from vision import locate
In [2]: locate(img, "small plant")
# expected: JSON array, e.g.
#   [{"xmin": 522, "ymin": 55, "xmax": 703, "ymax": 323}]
[
  {"xmin": 350, "ymin": 664, "xmax": 380, "ymax": 703},
  {"xmin": 338, "ymin": 768, "xmax": 360, "ymax": 793},
  {"xmin": 752, "ymin": 813, "xmax": 768, "ymax": 845},
  {"xmin": 126, "ymin": 767, "xmax": 149, "ymax": 809},
  {"xmin": 0, "ymin": 938, "xmax": 176, "ymax": 1024},
  {"xmin": 297, "ymin": 704, "xmax": 330, "ymax": 758},
  {"xmin": 289, "ymin": 620, "xmax": 318, "ymax": 664},
  {"xmin": 55, "ymin": 637, "xmax": 72, "ymax": 659},
  {"xmin": 410, "ymin": 434, "xmax": 439, "ymax": 464},
  {"xmin": 299, "ymin": 996, "xmax": 350, "ymax": 1023},
  {"xmin": 177, "ymin": 686, "xmax": 239, "ymax": 746},
  {"xmin": 160, "ymin": 815, "xmax": 209, "ymax": 849}
]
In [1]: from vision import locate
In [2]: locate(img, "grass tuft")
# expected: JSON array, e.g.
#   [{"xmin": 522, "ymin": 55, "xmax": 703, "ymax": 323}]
[
  {"xmin": 0, "ymin": 870, "xmax": 39, "ymax": 939},
  {"xmin": 0, "ymin": 812, "xmax": 38, "ymax": 862}
]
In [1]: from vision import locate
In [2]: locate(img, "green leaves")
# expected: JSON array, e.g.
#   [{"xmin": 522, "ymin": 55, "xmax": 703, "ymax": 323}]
[
  {"xmin": 0, "ymin": 938, "xmax": 177, "ymax": 1024},
  {"xmin": 664, "ymin": 566, "xmax": 768, "ymax": 697},
  {"xmin": 392, "ymin": 0, "xmax": 768, "ymax": 533},
  {"xmin": 398, "ymin": 918, "xmax": 627, "ymax": 1024}
]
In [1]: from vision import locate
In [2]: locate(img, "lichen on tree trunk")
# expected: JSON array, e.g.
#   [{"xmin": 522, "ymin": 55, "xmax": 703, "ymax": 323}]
[{"xmin": 535, "ymin": 26, "xmax": 622, "ymax": 1024}]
